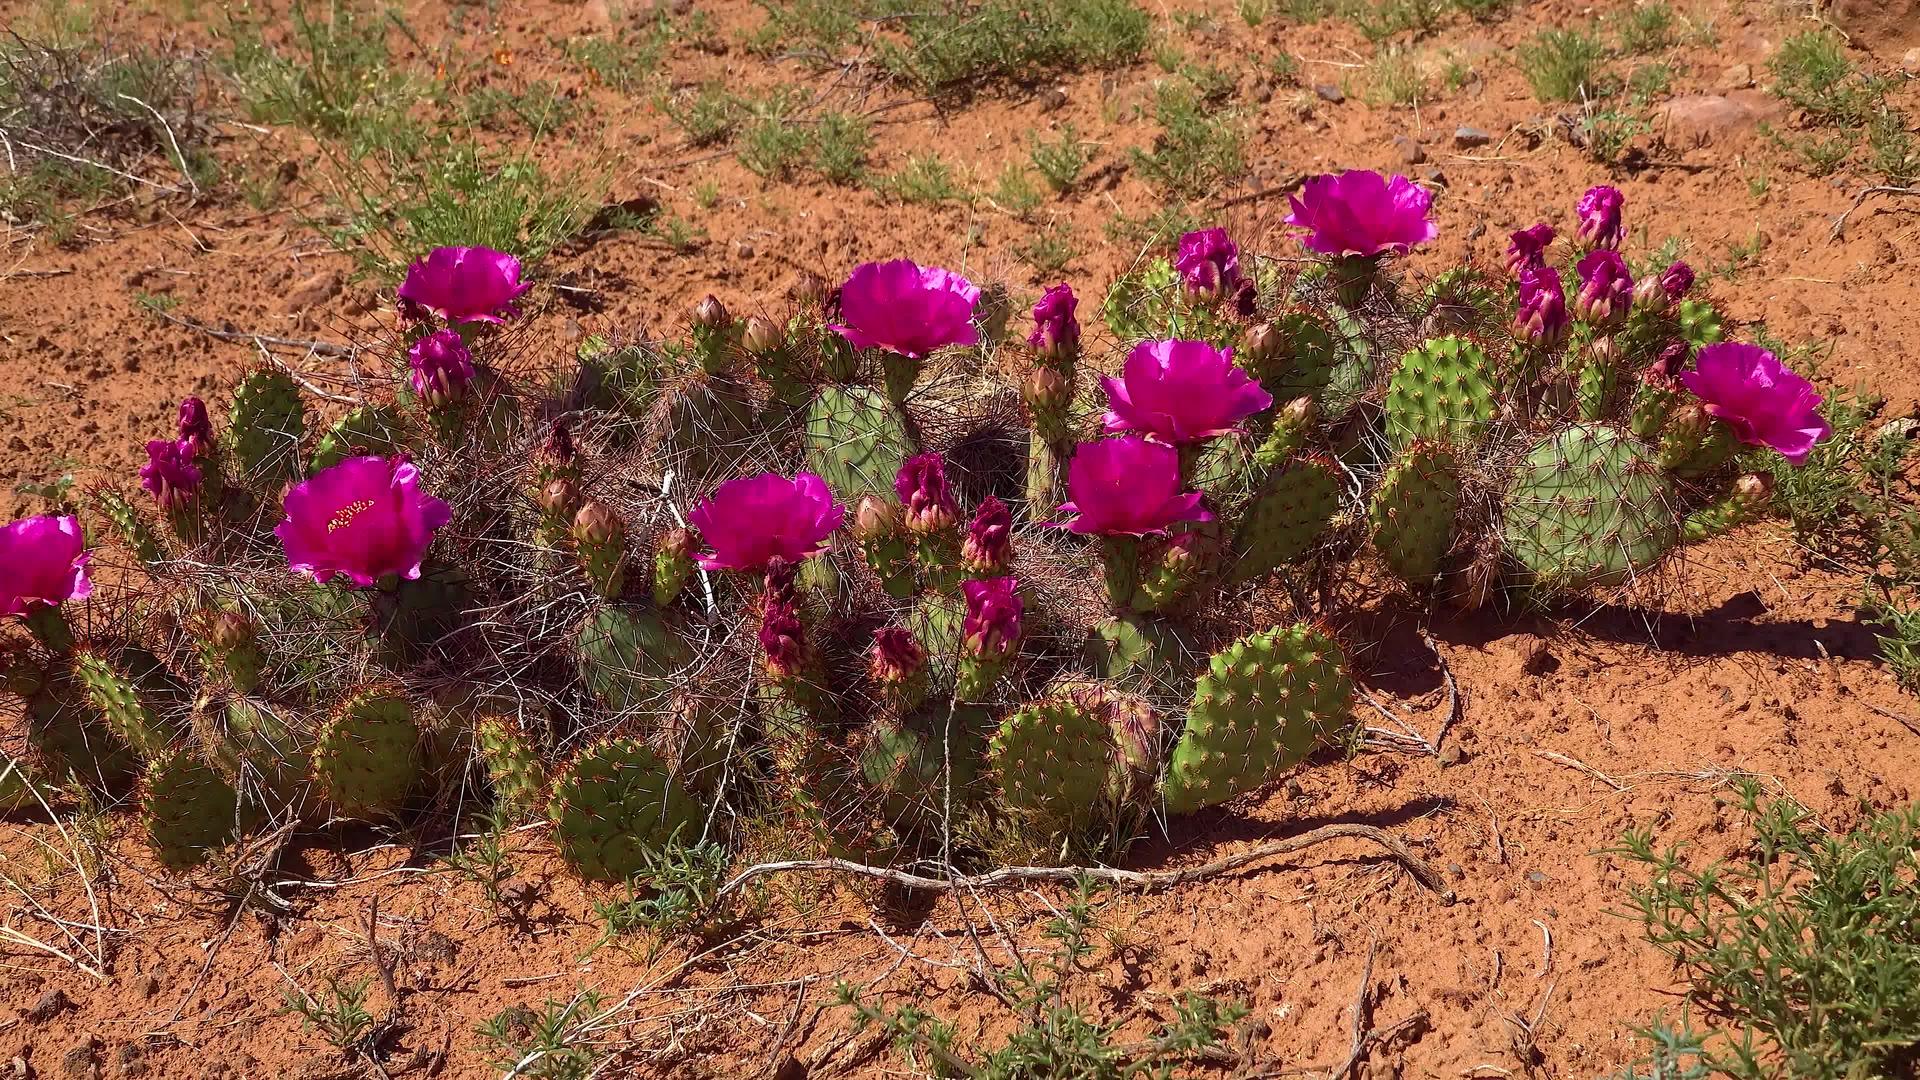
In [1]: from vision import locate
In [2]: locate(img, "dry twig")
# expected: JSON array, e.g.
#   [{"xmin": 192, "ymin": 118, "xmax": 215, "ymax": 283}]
[{"xmin": 1533, "ymin": 749, "xmax": 1627, "ymax": 792}]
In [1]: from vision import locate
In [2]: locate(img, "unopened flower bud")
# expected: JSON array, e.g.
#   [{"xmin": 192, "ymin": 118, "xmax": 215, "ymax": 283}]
[
  {"xmin": 1280, "ymin": 396, "xmax": 1316, "ymax": 427},
  {"xmin": 790, "ymin": 271, "xmax": 831, "ymax": 308},
  {"xmin": 693, "ymin": 294, "xmax": 730, "ymax": 330},
  {"xmin": 868, "ymin": 626, "xmax": 927, "ymax": 687},
  {"xmin": 539, "ymin": 478, "xmax": 579, "ymax": 516},
  {"xmin": 961, "ymin": 495, "xmax": 1013, "ymax": 575},
  {"xmin": 176, "ymin": 397, "xmax": 214, "ymax": 457},
  {"xmin": 895, "ymin": 453, "xmax": 957, "ymax": 535},
  {"xmin": 743, "ymin": 314, "xmax": 784, "ymax": 357},
  {"xmin": 852, "ymin": 495, "xmax": 896, "ymax": 542},
  {"xmin": 1243, "ymin": 321, "xmax": 1282, "ymax": 367},
  {"xmin": 1733, "ymin": 471, "xmax": 1775, "ymax": 505},
  {"xmin": 208, "ymin": 611, "xmax": 256, "ymax": 653},
  {"xmin": 1023, "ymin": 366, "xmax": 1070, "ymax": 413},
  {"xmin": 539, "ymin": 419, "xmax": 576, "ymax": 468},
  {"xmin": 573, "ymin": 500, "xmax": 623, "ymax": 546},
  {"xmin": 658, "ymin": 526, "xmax": 693, "ymax": 560}
]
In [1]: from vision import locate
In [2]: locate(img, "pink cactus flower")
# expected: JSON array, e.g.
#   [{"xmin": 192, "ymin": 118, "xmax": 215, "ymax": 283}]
[
  {"xmin": 396, "ymin": 246, "xmax": 530, "ymax": 325},
  {"xmin": 1101, "ymin": 339, "xmax": 1273, "ymax": 444},
  {"xmin": 1680, "ymin": 343, "xmax": 1832, "ymax": 466},
  {"xmin": 1639, "ymin": 260, "xmax": 1696, "ymax": 312},
  {"xmin": 1513, "ymin": 267, "xmax": 1570, "ymax": 349},
  {"xmin": 408, "ymin": 329, "xmax": 476, "ymax": 406},
  {"xmin": 894, "ymin": 453, "xmax": 958, "ymax": 535},
  {"xmin": 831, "ymin": 260, "xmax": 980, "ymax": 359},
  {"xmin": 176, "ymin": 397, "xmax": 214, "ymax": 457},
  {"xmin": 0, "ymin": 515, "xmax": 91, "ymax": 617},
  {"xmin": 275, "ymin": 455, "xmax": 453, "ymax": 588},
  {"xmin": 1505, "ymin": 223, "xmax": 1555, "ymax": 278},
  {"xmin": 1285, "ymin": 170, "xmax": 1437, "ymax": 258},
  {"xmin": 961, "ymin": 576, "xmax": 1022, "ymax": 660},
  {"xmin": 869, "ymin": 626, "xmax": 927, "ymax": 685},
  {"xmin": 961, "ymin": 495, "xmax": 1013, "ymax": 575},
  {"xmin": 688, "ymin": 472, "xmax": 844, "ymax": 572},
  {"xmin": 139, "ymin": 439, "xmax": 201, "ymax": 510},
  {"xmin": 1574, "ymin": 250, "xmax": 1634, "ymax": 326},
  {"xmin": 1173, "ymin": 228, "xmax": 1243, "ymax": 301},
  {"xmin": 1052, "ymin": 436, "xmax": 1212, "ymax": 537},
  {"xmin": 757, "ymin": 588, "xmax": 807, "ymax": 679},
  {"xmin": 1575, "ymin": 186, "xmax": 1625, "ymax": 250},
  {"xmin": 1027, "ymin": 283, "xmax": 1080, "ymax": 360},
  {"xmin": 1659, "ymin": 261, "xmax": 1695, "ymax": 301}
]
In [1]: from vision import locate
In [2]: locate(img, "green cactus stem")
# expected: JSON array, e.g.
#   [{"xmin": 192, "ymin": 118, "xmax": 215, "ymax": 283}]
[
  {"xmin": 573, "ymin": 501, "xmax": 628, "ymax": 599},
  {"xmin": 89, "ymin": 488, "xmax": 164, "ymax": 571},
  {"xmin": 311, "ymin": 404, "xmax": 408, "ymax": 473},
  {"xmin": 25, "ymin": 604, "xmax": 75, "ymax": 655},
  {"xmin": 1100, "ymin": 537, "xmax": 1142, "ymax": 611},
  {"xmin": 310, "ymin": 691, "xmax": 419, "ymax": 818},
  {"xmin": 475, "ymin": 716, "xmax": 545, "ymax": 821},
  {"xmin": 1368, "ymin": 440, "xmax": 1462, "ymax": 588},
  {"xmin": 577, "ymin": 607, "xmax": 693, "ymax": 713},
  {"xmin": 25, "ymin": 674, "xmax": 138, "ymax": 789},
  {"xmin": 1228, "ymin": 455, "xmax": 1341, "ymax": 584},
  {"xmin": 651, "ymin": 527, "xmax": 695, "ymax": 607},
  {"xmin": 804, "ymin": 385, "xmax": 914, "ymax": 502},
  {"xmin": 880, "ymin": 351, "xmax": 921, "ymax": 405},
  {"xmin": 860, "ymin": 706, "xmax": 989, "ymax": 836},
  {"xmin": 1682, "ymin": 473, "xmax": 1774, "ymax": 543},
  {"xmin": 227, "ymin": 368, "xmax": 306, "ymax": 486},
  {"xmin": 989, "ymin": 697, "xmax": 1115, "ymax": 831},
  {"xmin": 548, "ymin": 738, "xmax": 701, "ymax": 882},
  {"xmin": 73, "ymin": 648, "xmax": 182, "ymax": 761},
  {"xmin": 1383, "ymin": 336, "xmax": 1500, "ymax": 453},
  {"xmin": 1503, "ymin": 422, "xmax": 1679, "ymax": 592},
  {"xmin": 141, "ymin": 750, "xmax": 240, "ymax": 871}
]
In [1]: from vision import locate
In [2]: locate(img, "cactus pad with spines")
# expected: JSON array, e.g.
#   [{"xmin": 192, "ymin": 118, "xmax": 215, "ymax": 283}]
[
  {"xmin": 25, "ymin": 675, "xmax": 138, "ymax": 788},
  {"xmin": 1383, "ymin": 336, "xmax": 1499, "ymax": 452},
  {"xmin": 311, "ymin": 692, "xmax": 419, "ymax": 817},
  {"xmin": 0, "ymin": 759, "xmax": 39, "ymax": 813},
  {"xmin": 577, "ymin": 607, "xmax": 693, "ymax": 713},
  {"xmin": 548, "ymin": 738, "xmax": 701, "ymax": 882},
  {"xmin": 860, "ymin": 706, "xmax": 989, "ymax": 835},
  {"xmin": 1369, "ymin": 440, "xmax": 1462, "ymax": 587},
  {"xmin": 803, "ymin": 385, "xmax": 913, "ymax": 502},
  {"xmin": 1677, "ymin": 299, "xmax": 1723, "ymax": 348},
  {"xmin": 1101, "ymin": 258, "xmax": 1181, "ymax": 343},
  {"xmin": 654, "ymin": 693, "xmax": 734, "ymax": 793},
  {"xmin": 89, "ymin": 488, "xmax": 164, "ymax": 567},
  {"xmin": 73, "ymin": 648, "xmax": 182, "ymax": 761},
  {"xmin": 1228, "ymin": 455, "xmax": 1342, "ymax": 584},
  {"xmin": 1502, "ymin": 423, "xmax": 1679, "ymax": 592},
  {"xmin": 227, "ymin": 368, "xmax": 307, "ymax": 484},
  {"xmin": 654, "ymin": 376, "xmax": 756, "ymax": 489},
  {"xmin": 311, "ymin": 404, "xmax": 409, "ymax": 473},
  {"xmin": 1161, "ymin": 624, "xmax": 1354, "ymax": 815},
  {"xmin": 1252, "ymin": 312, "xmax": 1340, "ymax": 404},
  {"xmin": 476, "ymin": 716, "xmax": 546, "ymax": 820},
  {"xmin": 141, "ymin": 750, "xmax": 239, "ymax": 870},
  {"xmin": 197, "ymin": 696, "xmax": 309, "ymax": 812},
  {"xmin": 989, "ymin": 698, "xmax": 1116, "ymax": 829}
]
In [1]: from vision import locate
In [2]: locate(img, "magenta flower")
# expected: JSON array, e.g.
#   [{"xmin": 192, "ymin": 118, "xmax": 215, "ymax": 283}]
[
  {"xmin": 1513, "ymin": 267, "xmax": 1570, "ymax": 349},
  {"xmin": 1680, "ymin": 343, "xmax": 1832, "ymax": 466},
  {"xmin": 1651, "ymin": 340, "xmax": 1691, "ymax": 379},
  {"xmin": 831, "ymin": 260, "xmax": 980, "ymax": 359},
  {"xmin": 869, "ymin": 626, "xmax": 927, "ymax": 685},
  {"xmin": 407, "ymin": 329, "xmax": 476, "ymax": 406},
  {"xmin": 961, "ymin": 576, "xmax": 1022, "ymax": 660},
  {"xmin": 758, "ymin": 589, "xmax": 807, "ymax": 679},
  {"xmin": 1285, "ymin": 171, "xmax": 1437, "ymax": 258},
  {"xmin": 1052, "ymin": 437, "xmax": 1212, "ymax": 537},
  {"xmin": 0, "ymin": 515, "xmax": 91, "ymax": 618},
  {"xmin": 1101, "ymin": 339, "xmax": 1272, "ymax": 444},
  {"xmin": 1173, "ymin": 228, "xmax": 1243, "ymax": 301},
  {"xmin": 1660, "ymin": 261, "xmax": 1695, "ymax": 300},
  {"xmin": 1028, "ymin": 283, "xmax": 1080, "ymax": 360},
  {"xmin": 894, "ymin": 453, "xmax": 958, "ymax": 535},
  {"xmin": 275, "ymin": 456, "xmax": 451, "ymax": 588},
  {"xmin": 1574, "ymin": 250, "xmax": 1634, "ymax": 327},
  {"xmin": 139, "ymin": 439, "xmax": 201, "ymax": 510},
  {"xmin": 688, "ymin": 472, "xmax": 844, "ymax": 572},
  {"xmin": 176, "ymin": 397, "xmax": 214, "ymax": 457},
  {"xmin": 396, "ymin": 246, "xmax": 530, "ymax": 325},
  {"xmin": 1505, "ymin": 223, "xmax": 1555, "ymax": 278},
  {"xmin": 961, "ymin": 495, "xmax": 1013, "ymax": 575},
  {"xmin": 1576, "ymin": 186, "xmax": 1625, "ymax": 250}
]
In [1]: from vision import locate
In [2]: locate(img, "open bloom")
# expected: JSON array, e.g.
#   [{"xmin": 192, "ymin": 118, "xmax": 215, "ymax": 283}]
[
  {"xmin": 1575, "ymin": 186, "xmax": 1624, "ymax": 250},
  {"xmin": 688, "ymin": 472, "xmax": 844, "ymax": 571},
  {"xmin": 1679, "ymin": 343, "xmax": 1832, "ymax": 466},
  {"xmin": 1285, "ymin": 170, "xmax": 1437, "ymax": 257},
  {"xmin": 1173, "ymin": 228, "xmax": 1243, "ymax": 301},
  {"xmin": 408, "ymin": 329, "xmax": 476, "ymax": 406},
  {"xmin": 0, "ymin": 515, "xmax": 91, "ymax": 617},
  {"xmin": 397, "ymin": 246, "xmax": 529, "ymax": 324},
  {"xmin": 176, "ymin": 397, "xmax": 214, "ymax": 457},
  {"xmin": 1102, "ymin": 340, "xmax": 1272, "ymax": 444},
  {"xmin": 961, "ymin": 495, "xmax": 1013, "ymax": 575},
  {"xmin": 140, "ymin": 439, "xmax": 201, "ymax": 510},
  {"xmin": 894, "ymin": 453, "xmax": 957, "ymax": 534},
  {"xmin": 961, "ymin": 576, "xmax": 1022, "ymax": 660},
  {"xmin": 1052, "ymin": 437, "xmax": 1212, "ymax": 537},
  {"xmin": 276, "ymin": 456, "xmax": 452, "ymax": 588},
  {"xmin": 1513, "ymin": 267, "xmax": 1569, "ymax": 349},
  {"xmin": 1505, "ymin": 223, "xmax": 1555, "ymax": 278},
  {"xmin": 1574, "ymin": 250, "xmax": 1634, "ymax": 326},
  {"xmin": 831, "ymin": 260, "xmax": 980, "ymax": 359},
  {"xmin": 1028, "ymin": 283, "xmax": 1079, "ymax": 360}
]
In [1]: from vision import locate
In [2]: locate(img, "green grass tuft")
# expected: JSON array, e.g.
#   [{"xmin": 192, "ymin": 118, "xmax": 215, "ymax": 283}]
[{"xmin": 1517, "ymin": 27, "xmax": 1611, "ymax": 103}]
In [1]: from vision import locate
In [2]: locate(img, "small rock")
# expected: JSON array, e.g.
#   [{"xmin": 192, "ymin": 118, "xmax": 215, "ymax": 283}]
[
  {"xmin": 1448, "ymin": 862, "xmax": 1466, "ymax": 878},
  {"xmin": 1717, "ymin": 63, "xmax": 1753, "ymax": 91},
  {"xmin": 6, "ymin": 1055, "xmax": 28, "ymax": 1080},
  {"xmin": 1905, "ymin": 47, "xmax": 1920, "ymax": 73},
  {"xmin": 1392, "ymin": 134, "xmax": 1426, "ymax": 165},
  {"xmin": 1453, "ymin": 125, "xmax": 1493, "ymax": 148},
  {"xmin": 1875, "ymin": 238, "xmax": 1899, "ymax": 265},
  {"xmin": 1419, "ymin": 165, "xmax": 1449, "ymax": 187},
  {"xmin": 283, "ymin": 271, "xmax": 341, "ymax": 313},
  {"xmin": 1283, "ymin": 777, "xmax": 1305, "ymax": 799},
  {"xmin": 56, "ymin": 1044, "xmax": 95, "ymax": 1080},
  {"xmin": 134, "ymin": 976, "xmax": 158, "ymax": 1000},
  {"xmin": 733, "ymin": 240, "xmax": 755, "ymax": 260},
  {"xmin": 1438, "ymin": 744, "xmax": 1468, "ymax": 767},
  {"xmin": 1526, "ymin": 869, "xmax": 1550, "ymax": 885},
  {"xmin": 1250, "ymin": 81, "xmax": 1273, "ymax": 105},
  {"xmin": 110, "ymin": 1045, "xmax": 143, "ymax": 1080},
  {"xmin": 1658, "ymin": 91, "xmax": 1787, "ymax": 148},
  {"xmin": 26, "ymin": 989, "xmax": 72, "ymax": 1023},
  {"xmin": 1313, "ymin": 83, "xmax": 1344, "ymax": 104},
  {"xmin": 1038, "ymin": 87, "xmax": 1069, "ymax": 112}
]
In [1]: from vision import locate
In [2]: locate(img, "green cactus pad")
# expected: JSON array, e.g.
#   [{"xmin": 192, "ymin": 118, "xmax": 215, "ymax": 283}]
[
  {"xmin": 1421, "ymin": 267, "xmax": 1499, "ymax": 333},
  {"xmin": 88, "ymin": 488, "xmax": 164, "ymax": 567},
  {"xmin": 1369, "ymin": 440, "xmax": 1462, "ymax": 587},
  {"xmin": 141, "ymin": 750, "xmax": 240, "ymax": 871},
  {"xmin": 1228, "ymin": 456, "xmax": 1342, "ymax": 584},
  {"xmin": 227, "ymin": 368, "xmax": 307, "ymax": 485},
  {"xmin": 654, "ymin": 693, "xmax": 735, "ymax": 793},
  {"xmin": 0, "ymin": 758, "xmax": 41, "ymax": 814},
  {"xmin": 73, "ymin": 648, "xmax": 184, "ymax": 761},
  {"xmin": 25, "ymin": 675, "xmax": 138, "ymax": 789},
  {"xmin": 859, "ymin": 706, "xmax": 989, "ymax": 835},
  {"xmin": 803, "ymin": 385, "xmax": 914, "ymax": 503},
  {"xmin": 1321, "ymin": 306, "xmax": 1377, "ymax": 416},
  {"xmin": 1084, "ymin": 614, "xmax": 1193, "ymax": 688},
  {"xmin": 575, "ymin": 343, "xmax": 660, "ymax": 432},
  {"xmin": 988, "ymin": 698, "xmax": 1116, "ymax": 829},
  {"xmin": 654, "ymin": 376, "xmax": 757, "ymax": 490},
  {"xmin": 1101, "ymin": 258, "xmax": 1181, "ymax": 343},
  {"xmin": 1502, "ymin": 423, "xmax": 1680, "ymax": 592},
  {"xmin": 311, "ymin": 404, "xmax": 409, "ymax": 473},
  {"xmin": 577, "ymin": 606, "xmax": 692, "ymax": 713},
  {"xmin": 1254, "ymin": 312, "xmax": 1340, "ymax": 404},
  {"xmin": 1383, "ymin": 336, "xmax": 1499, "ymax": 453},
  {"xmin": 1161, "ymin": 624, "xmax": 1354, "ymax": 815},
  {"xmin": 476, "ymin": 716, "xmax": 545, "ymax": 820},
  {"xmin": 310, "ymin": 691, "xmax": 419, "ymax": 817},
  {"xmin": 197, "ymin": 696, "xmax": 309, "ymax": 812},
  {"xmin": 548, "ymin": 738, "xmax": 701, "ymax": 882},
  {"xmin": 1677, "ymin": 299, "xmax": 1723, "ymax": 349}
]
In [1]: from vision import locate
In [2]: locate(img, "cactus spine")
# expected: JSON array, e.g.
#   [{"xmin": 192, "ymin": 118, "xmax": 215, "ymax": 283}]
[
  {"xmin": 548, "ymin": 738, "xmax": 699, "ymax": 882},
  {"xmin": 311, "ymin": 691, "xmax": 419, "ymax": 817}
]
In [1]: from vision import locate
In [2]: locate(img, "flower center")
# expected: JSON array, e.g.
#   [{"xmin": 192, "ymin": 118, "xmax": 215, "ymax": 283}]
[{"xmin": 328, "ymin": 499, "xmax": 375, "ymax": 534}]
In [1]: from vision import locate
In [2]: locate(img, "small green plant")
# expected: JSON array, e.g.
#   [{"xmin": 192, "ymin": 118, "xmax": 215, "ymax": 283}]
[
  {"xmin": 1867, "ymin": 594, "xmax": 1920, "ymax": 696},
  {"xmin": 1365, "ymin": 47, "xmax": 1426, "ymax": 107},
  {"xmin": 1238, "ymin": 0, "xmax": 1270, "ymax": 26},
  {"xmin": 441, "ymin": 809, "xmax": 516, "ymax": 908},
  {"xmin": 1582, "ymin": 107, "xmax": 1651, "ymax": 165},
  {"xmin": 739, "ymin": 108, "xmax": 808, "ymax": 180},
  {"xmin": 586, "ymin": 836, "xmax": 731, "ymax": 959},
  {"xmin": 283, "ymin": 975, "xmax": 375, "ymax": 1050},
  {"xmin": 691, "ymin": 179, "xmax": 721, "ymax": 210},
  {"xmin": 1628, "ymin": 62, "xmax": 1673, "ymax": 104},
  {"xmin": 1869, "ymin": 109, "xmax": 1920, "ymax": 188},
  {"xmin": 1030, "ymin": 124, "xmax": 1093, "ymax": 193},
  {"xmin": 459, "ymin": 81, "xmax": 577, "ymax": 136},
  {"xmin": 1766, "ymin": 127, "xmax": 1856, "ymax": 178},
  {"xmin": 1013, "ymin": 220, "xmax": 1079, "ymax": 278},
  {"xmin": 993, "ymin": 163, "xmax": 1045, "ymax": 218},
  {"xmin": 222, "ymin": 4, "xmax": 420, "ymax": 152},
  {"xmin": 560, "ymin": 21, "xmax": 670, "ymax": 91},
  {"xmin": 879, "ymin": 154, "xmax": 970, "ymax": 205},
  {"xmin": 1343, "ymin": 0, "xmax": 1449, "ymax": 43},
  {"xmin": 746, "ymin": 0, "xmax": 863, "ymax": 65},
  {"xmin": 811, "ymin": 112, "xmax": 870, "ymax": 185},
  {"xmin": 133, "ymin": 291, "xmax": 182, "ymax": 317},
  {"xmin": 657, "ymin": 83, "xmax": 739, "ymax": 146},
  {"xmin": 1517, "ymin": 27, "xmax": 1610, "ymax": 103},
  {"xmin": 1769, "ymin": 28, "xmax": 1869, "ymax": 124},
  {"xmin": 1130, "ymin": 80, "xmax": 1245, "ymax": 200},
  {"xmin": 1608, "ymin": 780, "xmax": 1920, "ymax": 1080},
  {"xmin": 1616, "ymin": 2, "xmax": 1674, "ymax": 55},
  {"xmin": 1451, "ymin": 0, "xmax": 1509, "ymax": 20},
  {"xmin": 871, "ymin": 0, "xmax": 1150, "ymax": 94},
  {"xmin": 478, "ymin": 991, "xmax": 606, "ymax": 1080}
]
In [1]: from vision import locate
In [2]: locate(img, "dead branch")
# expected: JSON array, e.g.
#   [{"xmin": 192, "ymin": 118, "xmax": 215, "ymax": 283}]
[
  {"xmin": 1533, "ymin": 749, "xmax": 1627, "ymax": 792},
  {"xmin": 1828, "ymin": 185, "xmax": 1920, "ymax": 241}
]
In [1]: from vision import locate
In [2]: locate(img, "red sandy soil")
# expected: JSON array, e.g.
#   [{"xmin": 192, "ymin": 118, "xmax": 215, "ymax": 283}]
[{"xmin": 2, "ymin": 0, "xmax": 1919, "ymax": 1076}]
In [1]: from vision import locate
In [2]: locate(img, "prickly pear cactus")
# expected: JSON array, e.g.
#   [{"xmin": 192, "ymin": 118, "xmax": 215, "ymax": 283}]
[
  {"xmin": 25, "ymin": 675, "xmax": 138, "ymax": 788},
  {"xmin": 311, "ymin": 404, "xmax": 409, "ymax": 473},
  {"xmin": 859, "ymin": 706, "xmax": 988, "ymax": 834},
  {"xmin": 1228, "ymin": 455, "xmax": 1342, "ymax": 584},
  {"xmin": 475, "ymin": 716, "xmax": 545, "ymax": 820},
  {"xmin": 1161, "ymin": 624, "xmax": 1354, "ymax": 815},
  {"xmin": 548, "ymin": 738, "xmax": 701, "ymax": 882},
  {"xmin": 141, "ymin": 750, "xmax": 239, "ymax": 870},
  {"xmin": 1383, "ymin": 336, "xmax": 1499, "ymax": 453},
  {"xmin": 227, "ymin": 368, "xmax": 307, "ymax": 484},
  {"xmin": 88, "ymin": 488, "xmax": 164, "ymax": 566},
  {"xmin": 1369, "ymin": 440, "xmax": 1462, "ymax": 587},
  {"xmin": 1101, "ymin": 258, "xmax": 1181, "ymax": 343},
  {"xmin": 1252, "ymin": 312, "xmax": 1340, "ymax": 404},
  {"xmin": 654, "ymin": 692, "xmax": 733, "ymax": 793},
  {"xmin": 803, "ymin": 385, "xmax": 913, "ymax": 502},
  {"xmin": 989, "ymin": 698, "xmax": 1115, "ymax": 829},
  {"xmin": 1502, "ymin": 423, "xmax": 1679, "ymax": 592},
  {"xmin": 0, "ymin": 758, "xmax": 39, "ymax": 813},
  {"xmin": 654, "ymin": 376, "xmax": 757, "ymax": 488},
  {"xmin": 310, "ymin": 691, "xmax": 419, "ymax": 818},
  {"xmin": 577, "ymin": 607, "xmax": 693, "ymax": 713},
  {"xmin": 199, "ymin": 696, "xmax": 309, "ymax": 808},
  {"xmin": 1084, "ymin": 614, "xmax": 1191, "ymax": 686},
  {"xmin": 1677, "ymin": 299, "xmax": 1723, "ymax": 348},
  {"xmin": 73, "ymin": 649, "xmax": 181, "ymax": 760}
]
